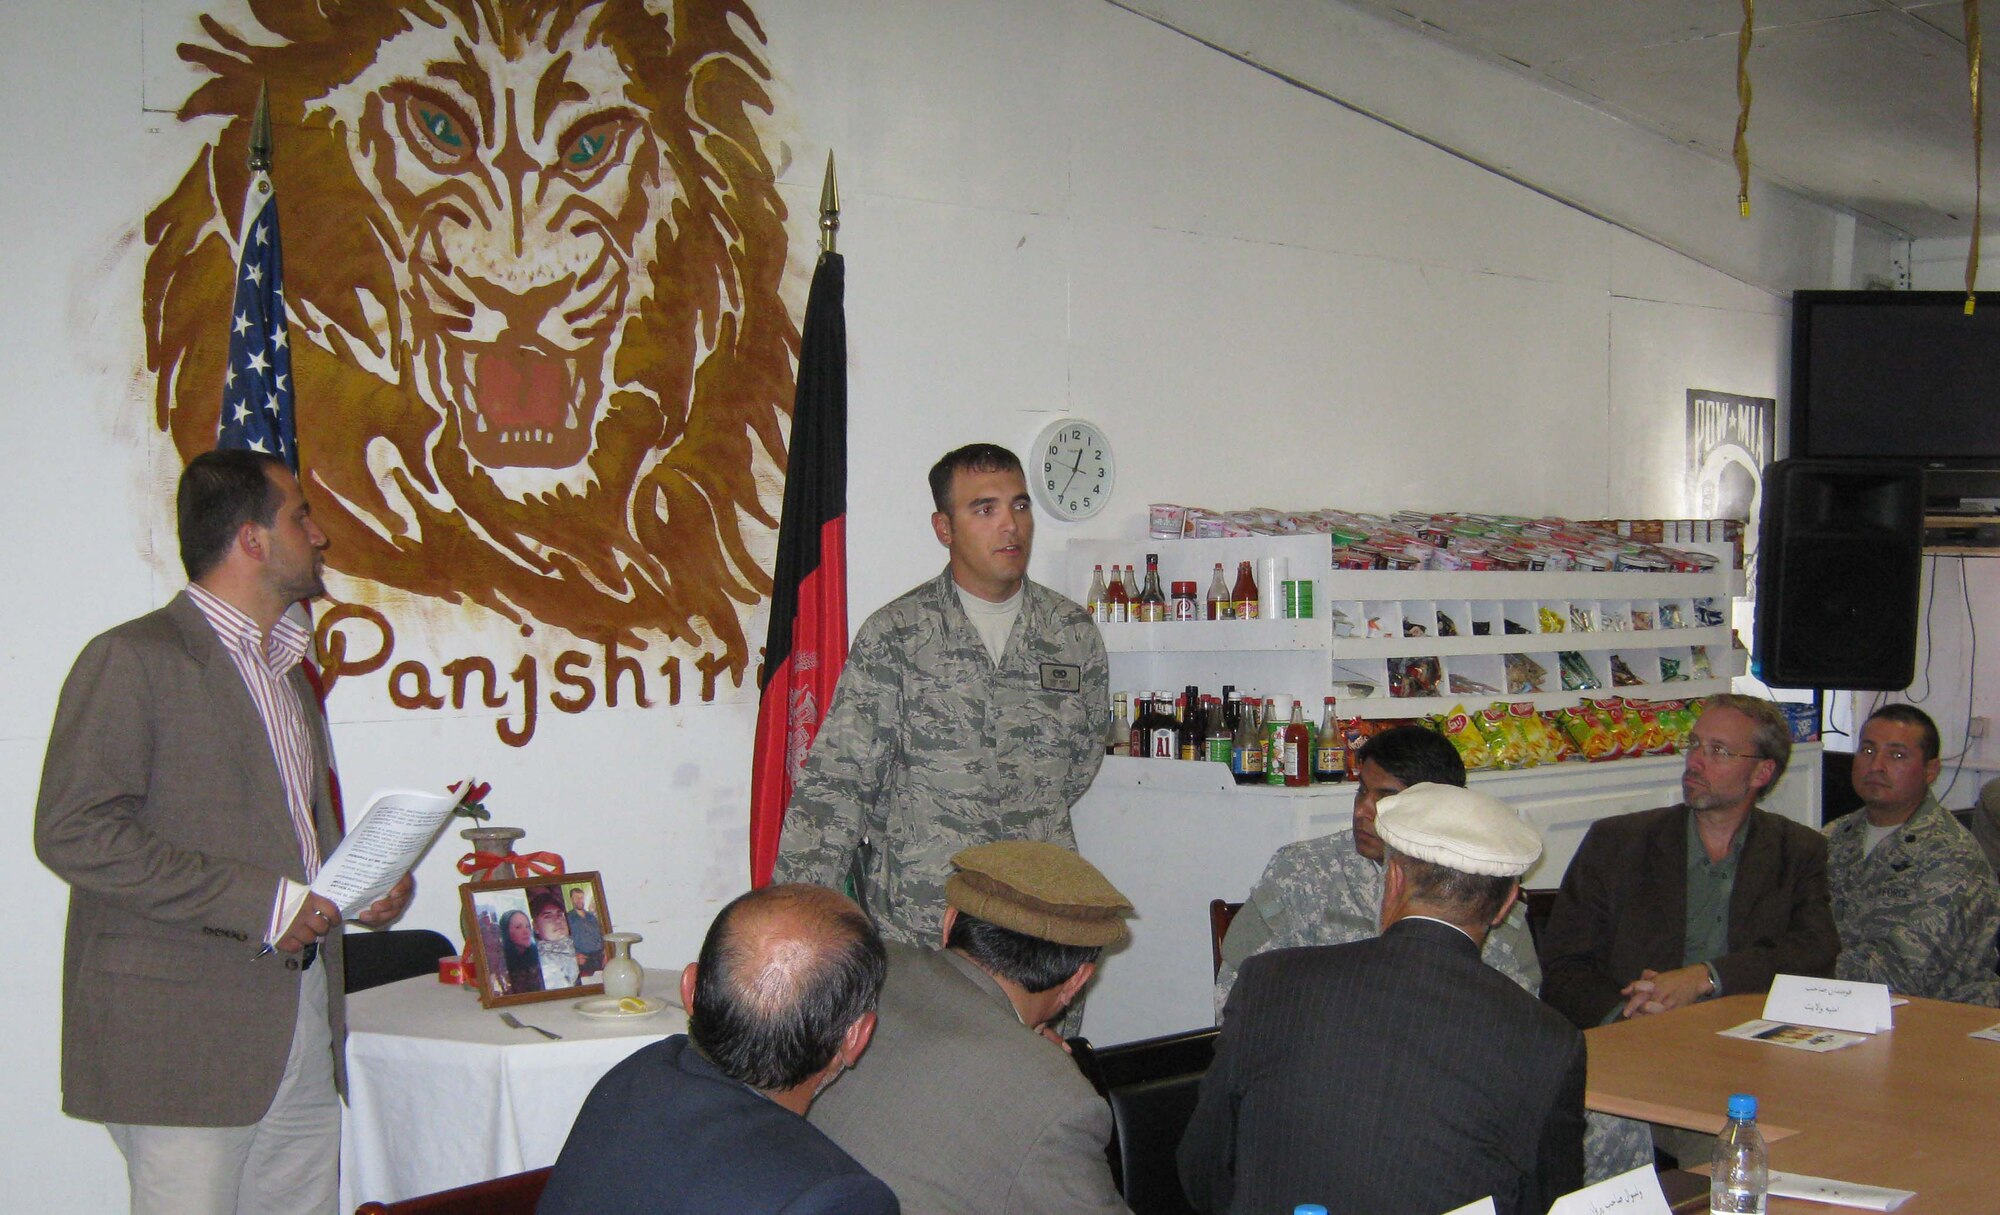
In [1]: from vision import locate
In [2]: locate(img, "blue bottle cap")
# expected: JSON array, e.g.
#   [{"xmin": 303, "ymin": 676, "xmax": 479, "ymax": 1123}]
[
  {"xmin": 1293, "ymin": 1207, "xmax": 1329, "ymax": 1215},
  {"xmin": 1727, "ymin": 1093, "xmax": 1758, "ymax": 1119}
]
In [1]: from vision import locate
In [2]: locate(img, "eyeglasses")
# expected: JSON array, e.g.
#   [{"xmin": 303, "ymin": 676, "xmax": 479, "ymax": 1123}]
[{"xmin": 1685, "ymin": 740, "xmax": 1762, "ymax": 763}]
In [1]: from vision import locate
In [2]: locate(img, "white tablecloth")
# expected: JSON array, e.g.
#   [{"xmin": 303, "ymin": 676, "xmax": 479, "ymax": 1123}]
[{"xmin": 339, "ymin": 975, "xmax": 685, "ymax": 1209}]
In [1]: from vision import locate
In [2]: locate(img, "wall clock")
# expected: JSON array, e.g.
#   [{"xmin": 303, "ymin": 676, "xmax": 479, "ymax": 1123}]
[{"xmin": 1030, "ymin": 418, "xmax": 1115, "ymax": 521}]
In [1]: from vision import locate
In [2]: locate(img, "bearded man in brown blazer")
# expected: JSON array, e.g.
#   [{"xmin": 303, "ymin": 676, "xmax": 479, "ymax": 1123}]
[{"xmin": 35, "ymin": 449, "xmax": 412, "ymax": 1215}]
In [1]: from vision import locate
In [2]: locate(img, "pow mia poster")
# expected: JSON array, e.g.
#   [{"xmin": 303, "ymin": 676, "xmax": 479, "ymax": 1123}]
[{"xmin": 1685, "ymin": 389, "xmax": 1775, "ymax": 583}]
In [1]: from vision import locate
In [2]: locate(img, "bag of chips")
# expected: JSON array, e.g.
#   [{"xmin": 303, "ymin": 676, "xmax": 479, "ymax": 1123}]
[{"xmin": 1431, "ymin": 706, "xmax": 1494, "ymax": 770}]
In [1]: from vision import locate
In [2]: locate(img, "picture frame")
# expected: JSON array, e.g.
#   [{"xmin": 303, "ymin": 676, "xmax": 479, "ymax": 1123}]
[{"xmin": 461, "ymin": 871, "xmax": 613, "ymax": 1009}]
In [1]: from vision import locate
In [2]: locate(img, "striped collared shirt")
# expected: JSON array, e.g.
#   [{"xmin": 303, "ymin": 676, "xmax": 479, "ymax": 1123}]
[{"xmin": 186, "ymin": 583, "xmax": 321, "ymax": 883}]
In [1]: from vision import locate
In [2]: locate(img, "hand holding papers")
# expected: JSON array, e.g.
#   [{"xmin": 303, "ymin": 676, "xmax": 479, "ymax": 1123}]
[
  {"xmin": 1547, "ymin": 1165, "xmax": 1672, "ymax": 1215},
  {"xmin": 311, "ymin": 782, "xmax": 474, "ymax": 918},
  {"xmin": 1762, "ymin": 974, "xmax": 1893, "ymax": 1034}
]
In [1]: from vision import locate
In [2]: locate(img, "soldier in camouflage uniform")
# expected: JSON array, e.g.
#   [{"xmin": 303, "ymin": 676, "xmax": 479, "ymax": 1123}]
[
  {"xmin": 775, "ymin": 444, "xmax": 1109, "ymax": 948},
  {"xmin": 1215, "ymin": 725, "xmax": 1541, "ymax": 1009},
  {"xmin": 1826, "ymin": 705, "xmax": 2000, "ymax": 1006}
]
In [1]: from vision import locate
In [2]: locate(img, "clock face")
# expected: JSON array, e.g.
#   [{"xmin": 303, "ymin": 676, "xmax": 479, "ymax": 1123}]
[{"xmin": 1032, "ymin": 419, "xmax": 1114, "ymax": 521}]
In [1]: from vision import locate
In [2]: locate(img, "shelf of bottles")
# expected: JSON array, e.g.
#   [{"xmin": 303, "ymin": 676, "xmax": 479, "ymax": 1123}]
[{"xmin": 1066, "ymin": 535, "xmax": 1747, "ymax": 722}]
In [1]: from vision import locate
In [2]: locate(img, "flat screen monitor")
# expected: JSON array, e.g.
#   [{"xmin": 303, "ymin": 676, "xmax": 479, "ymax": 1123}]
[{"xmin": 1791, "ymin": 290, "xmax": 2000, "ymax": 468}]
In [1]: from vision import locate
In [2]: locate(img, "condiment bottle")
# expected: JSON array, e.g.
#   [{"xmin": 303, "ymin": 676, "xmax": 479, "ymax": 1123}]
[
  {"xmin": 1282, "ymin": 699, "xmax": 1312, "ymax": 788},
  {"xmin": 1135, "ymin": 554, "xmax": 1168, "ymax": 623},
  {"xmin": 1106, "ymin": 692, "xmax": 1130, "ymax": 757},
  {"xmin": 1170, "ymin": 580, "xmax": 1198, "ymax": 621},
  {"xmin": 1086, "ymin": 564, "xmax": 1109, "ymax": 623},
  {"xmin": 1263, "ymin": 695, "xmax": 1290, "ymax": 785},
  {"xmin": 1106, "ymin": 565, "xmax": 1131, "ymax": 623},
  {"xmin": 1230, "ymin": 697, "xmax": 1265, "ymax": 785},
  {"xmin": 1231, "ymin": 560, "xmax": 1260, "ymax": 620},
  {"xmin": 1313, "ymin": 696, "xmax": 1346, "ymax": 783},
  {"xmin": 1205, "ymin": 562, "xmax": 1233, "ymax": 620},
  {"xmin": 1177, "ymin": 685, "xmax": 1203, "ymax": 760}
]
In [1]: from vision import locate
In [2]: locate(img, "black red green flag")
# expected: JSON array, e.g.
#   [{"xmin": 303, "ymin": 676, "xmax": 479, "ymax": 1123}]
[{"xmin": 750, "ymin": 251, "xmax": 848, "ymax": 886}]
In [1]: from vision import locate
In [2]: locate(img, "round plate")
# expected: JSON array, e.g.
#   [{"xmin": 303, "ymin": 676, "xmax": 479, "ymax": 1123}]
[{"xmin": 573, "ymin": 995, "xmax": 669, "ymax": 1020}]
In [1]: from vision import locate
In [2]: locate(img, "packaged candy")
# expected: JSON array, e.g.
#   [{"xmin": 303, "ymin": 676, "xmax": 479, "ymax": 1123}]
[
  {"xmin": 1659, "ymin": 654, "xmax": 1687, "ymax": 682},
  {"xmin": 1558, "ymin": 651, "xmax": 1602, "ymax": 691},
  {"xmin": 1505, "ymin": 652, "xmax": 1549, "ymax": 694},
  {"xmin": 1689, "ymin": 645, "xmax": 1713, "ymax": 678},
  {"xmin": 1608, "ymin": 654, "xmax": 1645, "ymax": 687},
  {"xmin": 1448, "ymin": 672, "xmax": 1501, "ymax": 696},
  {"xmin": 1631, "ymin": 607, "xmax": 1655, "ymax": 631},
  {"xmin": 1569, "ymin": 605, "xmax": 1596, "ymax": 632},
  {"xmin": 1388, "ymin": 656, "xmax": 1442, "ymax": 698},
  {"xmin": 1538, "ymin": 606, "xmax": 1567, "ymax": 634}
]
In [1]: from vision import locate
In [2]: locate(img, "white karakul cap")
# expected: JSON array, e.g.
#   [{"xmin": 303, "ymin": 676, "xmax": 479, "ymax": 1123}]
[{"xmin": 1375, "ymin": 783, "xmax": 1542, "ymax": 877}]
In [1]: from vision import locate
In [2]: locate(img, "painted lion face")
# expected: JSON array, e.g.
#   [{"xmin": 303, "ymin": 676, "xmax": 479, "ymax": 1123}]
[{"xmin": 145, "ymin": 0, "xmax": 796, "ymax": 675}]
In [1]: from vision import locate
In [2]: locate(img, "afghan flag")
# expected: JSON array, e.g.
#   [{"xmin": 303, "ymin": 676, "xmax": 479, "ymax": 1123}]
[{"xmin": 750, "ymin": 250, "xmax": 848, "ymax": 887}]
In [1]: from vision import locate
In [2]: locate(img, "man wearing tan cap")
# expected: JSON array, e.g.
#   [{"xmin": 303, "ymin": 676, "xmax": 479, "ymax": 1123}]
[
  {"xmin": 1180, "ymin": 785, "xmax": 1584, "ymax": 1215},
  {"xmin": 809, "ymin": 840, "xmax": 1133, "ymax": 1215}
]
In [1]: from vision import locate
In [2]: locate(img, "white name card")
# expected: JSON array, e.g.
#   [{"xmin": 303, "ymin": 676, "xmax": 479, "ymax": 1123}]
[
  {"xmin": 1439, "ymin": 1198, "xmax": 1497, "ymax": 1215},
  {"xmin": 1763, "ymin": 974, "xmax": 1893, "ymax": 1033},
  {"xmin": 1546, "ymin": 1165, "xmax": 1672, "ymax": 1215}
]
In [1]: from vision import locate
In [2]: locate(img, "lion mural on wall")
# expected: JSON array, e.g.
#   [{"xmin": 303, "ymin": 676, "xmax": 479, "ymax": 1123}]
[{"xmin": 145, "ymin": 0, "xmax": 796, "ymax": 682}]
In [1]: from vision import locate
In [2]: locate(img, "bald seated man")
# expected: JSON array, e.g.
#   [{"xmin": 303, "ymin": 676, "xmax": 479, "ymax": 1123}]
[
  {"xmin": 810, "ymin": 840, "xmax": 1134, "ymax": 1214},
  {"xmin": 538, "ymin": 884, "xmax": 898, "ymax": 1215}
]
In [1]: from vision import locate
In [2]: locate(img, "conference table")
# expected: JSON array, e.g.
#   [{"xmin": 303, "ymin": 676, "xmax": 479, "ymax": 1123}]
[
  {"xmin": 338, "ymin": 975, "xmax": 687, "ymax": 1210},
  {"xmin": 1585, "ymin": 993, "xmax": 2000, "ymax": 1212}
]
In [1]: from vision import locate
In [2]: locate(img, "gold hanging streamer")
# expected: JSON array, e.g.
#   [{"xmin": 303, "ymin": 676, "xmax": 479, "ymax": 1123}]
[
  {"xmin": 1734, "ymin": 0, "xmax": 1754, "ymax": 218},
  {"xmin": 1966, "ymin": 0, "xmax": 1983, "ymax": 315}
]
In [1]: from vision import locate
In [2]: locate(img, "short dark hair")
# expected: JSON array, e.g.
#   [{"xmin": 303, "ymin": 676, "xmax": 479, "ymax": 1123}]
[
  {"xmin": 1702, "ymin": 693, "xmax": 1793, "ymax": 796},
  {"xmin": 946, "ymin": 910, "xmax": 1100, "ymax": 994},
  {"xmin": 1389, "ymin": 850, "xmax": 1515, "ymax": 926},
  {"xmin": 1359, "ymin": 725, "xmax": 1468, "ymax": 789},
  {"xmin": 177, "ymin": 449, "xmax": 290, "ymax": 580},
  {"xmin": 687, "ymin": 885, "xmax": 886, "ymax": 1092},
  {"xmin": 928, "ymin": 443, "xmax": 1023, "ymax": 513},
  {"xmin": 1866, "ymin": 703, "xmax": 1941, "ymax": 762}
]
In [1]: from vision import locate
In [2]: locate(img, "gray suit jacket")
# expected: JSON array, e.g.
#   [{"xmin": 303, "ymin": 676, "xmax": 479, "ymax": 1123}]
[
  {"xmin": 809, "ymin": 944, "xmax": 1128, "ymax": 1215},
  {"xmin": 35, "ymin": 592, "xmax": 344, "ymax": 1125}
]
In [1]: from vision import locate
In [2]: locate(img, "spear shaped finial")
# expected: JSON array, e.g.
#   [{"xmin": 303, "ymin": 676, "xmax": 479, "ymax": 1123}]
[
  {"xmin": 248, "ymin": 82, "xmax": 273, "ymax": 173},
  {"xmin": 818, "ymin": 150, "xmax": 839, "ymax": 255}
]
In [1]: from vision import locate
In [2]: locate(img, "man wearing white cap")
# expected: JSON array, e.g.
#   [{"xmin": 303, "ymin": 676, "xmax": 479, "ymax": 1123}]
[{"xmin": 1179, "ymin": 784, "xmax": 1585, "ymax": 1215}]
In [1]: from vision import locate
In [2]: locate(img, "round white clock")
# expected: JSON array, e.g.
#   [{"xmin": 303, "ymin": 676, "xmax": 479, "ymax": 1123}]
[{"xmin": 1030, "ymin": 417, "xmax": 1115, "ymax": 521}]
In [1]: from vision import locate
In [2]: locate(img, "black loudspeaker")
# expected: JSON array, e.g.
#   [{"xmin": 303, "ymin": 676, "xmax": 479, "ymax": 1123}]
[{"xmin": 1755, "ymin": 459, "xmax": 1925, "ymax": 690}]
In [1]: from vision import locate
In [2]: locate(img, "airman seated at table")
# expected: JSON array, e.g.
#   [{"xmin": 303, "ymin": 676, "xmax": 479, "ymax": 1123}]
[
  {"xmin": 1180, "ymin": 784, "xmax": 1585, "ymax": 1215},
  {"xmin": 1825, "ymin": 704, "xmax": 2000, "ymax": 1005},
  {"xmin": 1539, "ymin": 693, "xmax": 1839, "ymax": 1030},
  {"xmin": 537, "ymin": 884, "xmax": 898, "ymax": 1215},
  {"xmin": 810, "ymin": 840, "xmax": 1133, "ymax": 1215}
]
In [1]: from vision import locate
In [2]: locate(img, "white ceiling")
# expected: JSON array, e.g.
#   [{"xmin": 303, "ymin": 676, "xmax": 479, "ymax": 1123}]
[{"xmin": 1341, "ymin": 0, "xmax": 1990, "ymax": 240}]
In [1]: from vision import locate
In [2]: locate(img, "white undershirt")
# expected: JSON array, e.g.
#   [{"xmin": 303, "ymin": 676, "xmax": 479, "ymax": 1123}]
[{"xmin": 956, "ymin": 583, "xmax": 1022, "ymax": 666}]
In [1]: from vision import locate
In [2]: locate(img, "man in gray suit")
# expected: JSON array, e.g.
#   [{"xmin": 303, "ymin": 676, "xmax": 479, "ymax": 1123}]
[
  {"xmin": 35, "ymin": 449, "xmax": 413, "ymax": 1215},
  {"xmin": 809, "ymin": 840, "xmax": 1134, "ymax": 1214}
]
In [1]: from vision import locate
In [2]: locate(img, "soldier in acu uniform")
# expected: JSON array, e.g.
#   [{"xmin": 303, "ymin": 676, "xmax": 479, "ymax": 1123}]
[
  {"xmin": 1826, "ymin": 704, "xmax": 2000, "ymax": 1006},
  {"xmin": 774, "ymin": 444, "xmax": 1109, "ymax": 949}
]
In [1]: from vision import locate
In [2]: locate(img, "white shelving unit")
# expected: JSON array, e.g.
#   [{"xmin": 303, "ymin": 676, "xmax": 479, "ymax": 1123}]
[{"xmin": 1067, "ymin": 535, "xmax": 1747, "ymax": 718}]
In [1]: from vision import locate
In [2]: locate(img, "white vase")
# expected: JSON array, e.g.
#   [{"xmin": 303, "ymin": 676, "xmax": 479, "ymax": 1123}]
[{"xmin": 601, "ymin": 932, "xmax": 644, "ymax": 999}]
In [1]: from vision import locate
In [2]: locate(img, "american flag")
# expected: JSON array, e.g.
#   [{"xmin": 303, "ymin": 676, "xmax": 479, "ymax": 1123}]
[{"xmin": 217, "ymin": 169, "xmax": 295, "ymax": 468}]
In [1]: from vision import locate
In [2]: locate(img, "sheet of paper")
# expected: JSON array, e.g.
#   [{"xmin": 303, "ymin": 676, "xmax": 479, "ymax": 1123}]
[
  {"xmin": 1547, "ymin": 1164, "xmax": 1671, "ymax": 1215},
  {"xmin": 1763, "ymin": 973, "xmax": 1892, "ymax": 1033},
  {"xmin": 1718, "ymin": 1018, "xmax": 1868, "ymax": 1052},
  {"xmin": 1439, "ymin": 1198, "xmax": 1497, "ymax": 1215},
  {"xmin": 1971, "ymin": 1022, "xmax": 2000, "ymax": 1043},
  {"xmin": 1768, "ymin": 1170, "xmax": 1914, "ymax": 1211},
  {"xmin": 311, "ymin": 784, "xmax": 469, "ymax": 917}
]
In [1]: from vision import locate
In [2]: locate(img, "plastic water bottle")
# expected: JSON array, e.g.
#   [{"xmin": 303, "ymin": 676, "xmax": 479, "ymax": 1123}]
[{"xmin": 1711, "ymin": 1092, "xmax": 1768, "ymax": 1213}]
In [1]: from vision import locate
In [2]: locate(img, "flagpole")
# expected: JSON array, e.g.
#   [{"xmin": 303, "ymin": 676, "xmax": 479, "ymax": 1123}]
[
  {"xmin": 249, "ymin": 82, "xmax": 273, "ymax": 173},
  {"xmin": 820, "ymin": 151, "xmax": 839, "ymax": 255}
]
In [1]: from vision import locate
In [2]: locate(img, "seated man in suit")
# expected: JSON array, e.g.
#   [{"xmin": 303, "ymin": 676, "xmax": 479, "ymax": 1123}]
[
  {"xmin": 1826, "ymin": 704, "xmax": 2000, "ymax": 1005},
  {"xmin": 1180, "ymin": 784, "xmax": 1584, "ymax": 1215},
  {"xmin": 1213, "ymin": 724, "xmax": 1539, "ymax": 1011},
  {"xmin": 809, "ymin": 840, "xmax": 1133, "ymax": 1214},
  {"xmin": 1539, "ymin": 693, "xmax": 1839, "ymax": 1030},
  {"xmin": 538, "ymin": 884, "xmax": 899, "ymax": 1215}
]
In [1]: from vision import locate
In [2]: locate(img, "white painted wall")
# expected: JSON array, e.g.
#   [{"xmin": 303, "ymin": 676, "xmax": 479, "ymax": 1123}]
[{"xmin": 7, "ymin": 1, "xmax": 1866, "ymax": 1208}]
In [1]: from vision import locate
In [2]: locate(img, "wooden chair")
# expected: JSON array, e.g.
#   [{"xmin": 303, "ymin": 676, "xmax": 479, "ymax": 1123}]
[
  {"xmin": 353, "ymin": 1166, "xmax": 551, "ymax": 1214},
  {"xmin": 1070, "ymin": 1027, "xmax": 1220, "ymax": 1215},
  {"xmin": 1207, "ymin": 899, "xmax": 1243, "ymax": 977},
  {"xmin": 342, "ymin": 928, "xmax": 457, "ymax": 994}
]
